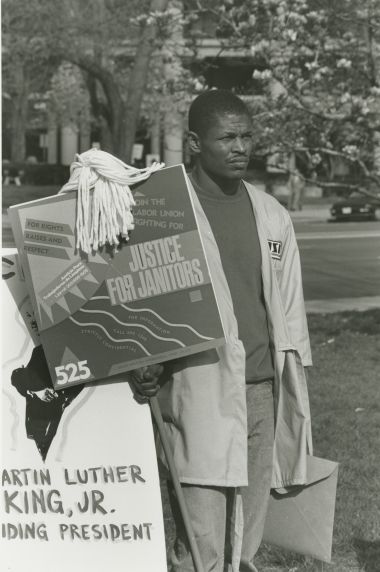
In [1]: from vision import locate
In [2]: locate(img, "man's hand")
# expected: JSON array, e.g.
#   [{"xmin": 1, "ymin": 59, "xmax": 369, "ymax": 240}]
[
  {"xmin": 30, "ymin": 388, "xmax": 58, "ymax": 402},
  {"xmin": 129, "ymin": 364, "xmax": 164, "ymax": 404}
]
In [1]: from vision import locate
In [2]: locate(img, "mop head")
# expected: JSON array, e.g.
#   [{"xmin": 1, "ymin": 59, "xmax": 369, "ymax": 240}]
[{"xmin": 59, "ymin": 148, "xmax": 164, "ymax": 254}]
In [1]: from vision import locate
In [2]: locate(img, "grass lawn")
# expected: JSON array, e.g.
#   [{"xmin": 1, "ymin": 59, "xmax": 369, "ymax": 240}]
[{"xmin": 161, "ymin": 310, "xmax": 380, "ymax": 572}]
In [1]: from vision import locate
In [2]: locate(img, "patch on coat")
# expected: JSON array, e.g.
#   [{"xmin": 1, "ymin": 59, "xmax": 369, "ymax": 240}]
[{"xmin": 268, "ymin": 240, "xmax": 282, "ymax": 260}]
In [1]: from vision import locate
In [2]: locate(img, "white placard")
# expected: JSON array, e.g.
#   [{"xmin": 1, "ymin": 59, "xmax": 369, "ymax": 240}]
[
  {"xmin": 132, "ymin": 144, "xmax": 144, "ymax": 161},
  {"xmin": 1, "ymin": 250, "xmax": 167, "ymax": 572}
]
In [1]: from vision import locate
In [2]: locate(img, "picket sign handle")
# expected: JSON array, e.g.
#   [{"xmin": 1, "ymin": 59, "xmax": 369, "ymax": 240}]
[{"xmin": 150, "ymin": 396, "xmax": 205, "ymax": 572}]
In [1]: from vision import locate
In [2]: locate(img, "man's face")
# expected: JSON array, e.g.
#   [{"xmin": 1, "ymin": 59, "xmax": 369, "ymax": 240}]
[{"xmin": 191, "ymin": 112, "xmax": 253, "ymax": 180}]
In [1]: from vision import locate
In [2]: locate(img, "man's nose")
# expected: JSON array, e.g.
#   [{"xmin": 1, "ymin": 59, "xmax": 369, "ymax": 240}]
[{"xmin": 232, "ymin": 137, "xmax": 246, "ymax": 153}]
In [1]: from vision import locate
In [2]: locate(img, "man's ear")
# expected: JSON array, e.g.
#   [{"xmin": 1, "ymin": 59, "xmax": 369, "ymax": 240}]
[{"xmin": 188, "ymin": 131, "xmax": 201, "ymax": 154}]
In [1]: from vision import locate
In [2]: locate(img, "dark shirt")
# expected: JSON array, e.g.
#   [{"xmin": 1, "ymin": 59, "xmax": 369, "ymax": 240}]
[{"xmin": 190, "ymin": 176, "xmax": 274, "ymax": 382}]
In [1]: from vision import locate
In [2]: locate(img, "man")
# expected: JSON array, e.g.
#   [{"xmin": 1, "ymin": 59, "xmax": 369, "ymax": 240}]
[
  {"xmin": 131, "ymin": 90, "xmax": 312, "ymax": 572},
  {"xmin": 287, "ymin": 166, "xmax": 305, "ymax": 211},
  {"xmin": 11, "ymin": 345, "xmax": 83, "ymax": 461}
]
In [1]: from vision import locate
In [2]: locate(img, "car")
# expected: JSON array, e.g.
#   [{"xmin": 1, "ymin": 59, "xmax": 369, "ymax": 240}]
[{"xmin": 330, "ymin": 191, "xmax": 379, "ymax": 221}]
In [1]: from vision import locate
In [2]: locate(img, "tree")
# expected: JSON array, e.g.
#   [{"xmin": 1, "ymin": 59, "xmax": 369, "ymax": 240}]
[
  {"xmin": 40, "ymin": 0, "xmax": 175, "ymax": 161},
  {"xmin": 4, "ymin": 0, "xmax": 379, "ymax": 184},
  {"xmin": 191, "ymin": 0, "xmax": 380, "ymax": 195},
  {"xmin": 3, "ymin": 0, "xmax": 178, "ymax": 162},
  {"xmin": 48, "ymin": 63, "xmax": 91, "ymax": 140},
  {"xmin": 2, "ymin": 0, "xmax": 55, "ymax": 162}
]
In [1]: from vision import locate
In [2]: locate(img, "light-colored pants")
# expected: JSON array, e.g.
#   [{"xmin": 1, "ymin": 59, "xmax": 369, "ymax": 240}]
[
  {"xmin": 168, "ymin": 380, "xmax": 275, "ymax": 572},
  {"xmin": 287, "ymin": 176, "xmax": 305, "ymax": 211}
]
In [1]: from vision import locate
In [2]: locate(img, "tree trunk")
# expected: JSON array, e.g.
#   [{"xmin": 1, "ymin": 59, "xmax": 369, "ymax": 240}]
[
  {"xmin": 122, "ymin": 0, "xmax": 170, "ymax": 162},
  {"xmin": 10, "ymin": 66, "xmax": 29, "ymax": 163},
  {"xmin": 65, "ymin": 54, "xmax": 125, "ymax": 156},
  {"xmin": 365, "ymin": 6, "xmax": 380, "ymax": 178},
  {"xmin": 98, "ymin": 117, "xmax": 114, "ymax": 153},
  {"xmin": 162, "ymin": 0, "xmax": 184, "ymax": 166}
]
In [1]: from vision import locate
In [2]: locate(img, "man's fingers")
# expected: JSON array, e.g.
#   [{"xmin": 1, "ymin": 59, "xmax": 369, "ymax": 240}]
[
  {"xmin": 140, "ymin": 388, "xmax": 157, "ymax": 397},
  {"xmin": 134, "ymin": 380, "xmax": 157, "ymax": 394},
  {"xmin": 142, "ymin": 371, "xmax": 157, "ymax": 381},
  {"xmin": 131, "ymin": 381, "xmax": 156, "ymax": 402},
  {"xmin": 131, "ymin": 364, "xmax": 163, "ymax": 384},
  {"xmin": 131, "ymin": 375, "xmax": 158, "ymax": 388},
  {"xmin": 146, "ymin": 364, "xmax": 164, "ymax": 377},
  {"xmin": 142, "ymin": 364, "xmax": 164, "ymax": 381},
  {"xmin": 133, "ymin": 392, "xmax": 150, "ymax": 405},
  {"xmin": 128, "ymin": 364, "xmax": 163, "ymax": 403},
  {"xmin": 135, "ymin": 383, "xmax": 157, "ymax": 394},
  {"xmin": 46, "ymin": 388, "xmax": 57, "ymax": 398}
]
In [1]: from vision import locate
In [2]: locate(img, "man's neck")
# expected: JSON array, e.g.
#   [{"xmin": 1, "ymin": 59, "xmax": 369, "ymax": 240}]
[{"xmin": 191, "ymin": 163, "xmax": 242, "ymax": 197}]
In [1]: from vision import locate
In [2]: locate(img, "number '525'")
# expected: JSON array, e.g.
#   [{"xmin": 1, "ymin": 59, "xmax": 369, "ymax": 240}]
[{"xmin": 55, "ymin": 360, "xmax": 91, "ymax": 385}]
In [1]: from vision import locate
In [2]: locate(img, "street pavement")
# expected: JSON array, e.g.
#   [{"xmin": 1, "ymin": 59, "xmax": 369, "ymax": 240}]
[{"xmin": 289, "ymin": 206, "xmax": 380, "ymax": 312}]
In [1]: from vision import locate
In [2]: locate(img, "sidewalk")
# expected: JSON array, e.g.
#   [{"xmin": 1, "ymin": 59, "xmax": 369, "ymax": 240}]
[
  {"xmin": 306, "ymin": 296, "xmax": 380, "ymax": 313},
  {"xmin": 289, "ymin": 204, "xmax": 331, "ymax": 223}
]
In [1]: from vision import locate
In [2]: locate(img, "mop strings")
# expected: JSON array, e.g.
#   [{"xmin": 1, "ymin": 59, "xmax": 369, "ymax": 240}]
[{"xmin": 59, "ymin": 148, "xmax": 164, "ymax": 254}]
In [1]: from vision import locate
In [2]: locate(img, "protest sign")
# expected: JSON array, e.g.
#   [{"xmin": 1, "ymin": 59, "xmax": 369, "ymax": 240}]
[
  {"xmin": 1, "ymin": 250, "xmax": 167, "ymax": 572},
  {"xmin": 9, "ymin": 165, "xmax": 225, "ymax": 389}
]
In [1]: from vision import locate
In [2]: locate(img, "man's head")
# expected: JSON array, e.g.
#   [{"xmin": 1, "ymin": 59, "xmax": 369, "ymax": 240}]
[{"xmin": 188, "ymin": 90, "xmax": 253, "ymax": 182}]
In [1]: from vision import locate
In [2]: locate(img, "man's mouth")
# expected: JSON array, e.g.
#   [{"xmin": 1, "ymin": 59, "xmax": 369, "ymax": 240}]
[
  {"xmin": 228, "ymin": 159, "xmax": 248, "ymax": 167},
  {"xmin": 229, "ymin": 157, "xmax": 248, "ymax": 164}
]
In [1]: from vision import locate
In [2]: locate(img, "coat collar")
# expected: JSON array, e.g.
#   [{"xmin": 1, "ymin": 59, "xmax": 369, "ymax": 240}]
[{"xmin": 244, "ymin": 182, "xmax": 294, "ymax": 350}]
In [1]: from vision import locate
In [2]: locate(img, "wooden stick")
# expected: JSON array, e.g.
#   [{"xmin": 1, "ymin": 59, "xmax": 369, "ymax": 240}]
[{"xmin": 150, "ymin": 396, "xmax": 205, "ymax": 572}]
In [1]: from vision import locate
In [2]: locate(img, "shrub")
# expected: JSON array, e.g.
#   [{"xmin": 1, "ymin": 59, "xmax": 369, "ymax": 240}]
[{"xmin": 2, "ymin": 163, "xmax": 70, "ymax": 186}]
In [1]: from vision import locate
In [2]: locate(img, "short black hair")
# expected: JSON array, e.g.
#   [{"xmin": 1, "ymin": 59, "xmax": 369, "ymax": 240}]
[{"xmin": 188, "ymin": 90, "xmax": 251, "ymax": 136}]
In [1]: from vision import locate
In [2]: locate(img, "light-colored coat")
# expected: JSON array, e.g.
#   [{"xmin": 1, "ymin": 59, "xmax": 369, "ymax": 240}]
[{"xmin": 157, "ymin": 180, "xmax": 313, "ymax": 489}]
